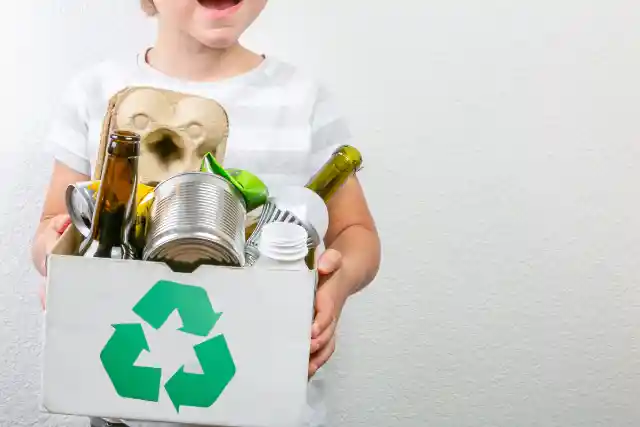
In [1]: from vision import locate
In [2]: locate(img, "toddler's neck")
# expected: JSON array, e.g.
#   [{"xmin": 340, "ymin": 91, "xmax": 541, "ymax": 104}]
[{"xmin": 146, "ymin": 34, "xmax": 264, "ymax": 83}]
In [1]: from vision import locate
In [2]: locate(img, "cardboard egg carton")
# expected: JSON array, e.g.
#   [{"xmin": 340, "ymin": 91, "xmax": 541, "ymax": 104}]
[{"xmin": 95, "ymin": 86, "xmax": 230, "ymax": 183}]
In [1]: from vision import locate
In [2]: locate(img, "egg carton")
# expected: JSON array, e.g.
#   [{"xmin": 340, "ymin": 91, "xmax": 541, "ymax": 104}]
[{"xmin": 94, "ymin": 86, "xmax": 230, "ymax": 183}]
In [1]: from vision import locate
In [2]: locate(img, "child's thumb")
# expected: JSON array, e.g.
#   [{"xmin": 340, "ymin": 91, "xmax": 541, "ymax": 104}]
[{"xmin": 318, "ymin": 249, "xmax": 342, "ymax": 275}]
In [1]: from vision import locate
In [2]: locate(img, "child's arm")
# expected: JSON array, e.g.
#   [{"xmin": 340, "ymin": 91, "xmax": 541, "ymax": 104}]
[
  {"xmin": 31, "ymin": 162, "xmax": 90, "ymax": 277},
  {"xmin": 305, "ymin": 84, "xmax": 381, "ymax": 375},
  {"xmin": 322, "ymin": 176, "xmax": 380, "ymax": 295},
  {"xmin": 309, "ymin": 176, "xmax": 381, "ymax": 376},
  {"xmin": 32, "ymin": 71, "xmax": 94, "ymax": 278}
]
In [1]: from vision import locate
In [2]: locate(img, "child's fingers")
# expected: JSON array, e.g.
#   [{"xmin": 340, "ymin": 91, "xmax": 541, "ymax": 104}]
[
  {"xmin": 310, "ymin": 317, "xmax": 337, "ymax": 354},
  {"xmin": 51, "ymin": 215, "xmax": 71, "ymax": 234},
  {"xmin": 56, "ymin": 217, "xmax": 71, "ymax": 234},
  {"xmin": 311, "ymin": 310, "xmax": 332, "ymax": 338},
  {"xmin": 312, "ymin": 293, "xmax": 336, "ymax": 338},
  {"xmin": 309, "ymin": 335, "xmax": 336, "ymax": 378}
]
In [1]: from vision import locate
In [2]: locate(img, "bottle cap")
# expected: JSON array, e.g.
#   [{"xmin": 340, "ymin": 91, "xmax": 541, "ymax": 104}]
[{"xmin": 258, "ymin": 222, "xmax": 308, "ymax": 262}]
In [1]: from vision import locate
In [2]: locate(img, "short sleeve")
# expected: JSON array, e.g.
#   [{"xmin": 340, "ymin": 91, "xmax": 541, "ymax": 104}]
[
  {"xmin": 45, "ymin": 72, "xmax": 92, "ymax": 176},
  {"xmin": 308, "ymin": 84, "xmax": 353, "ymax": 175}
]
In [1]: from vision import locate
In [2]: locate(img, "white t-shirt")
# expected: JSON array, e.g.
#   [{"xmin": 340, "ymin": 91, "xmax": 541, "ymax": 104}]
[{"xmin": 46, "ymin": 50, "xmax": 351, "ymax": 427}]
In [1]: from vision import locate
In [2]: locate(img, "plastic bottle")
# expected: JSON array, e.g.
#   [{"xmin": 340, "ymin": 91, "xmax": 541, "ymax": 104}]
[
  {"xmin": 254, "ymin": 222, "xmax": 309, "ymax": 270},
  {"xmin": 268, "ymin": 186, "xmax": 329, "ymax": 246}
]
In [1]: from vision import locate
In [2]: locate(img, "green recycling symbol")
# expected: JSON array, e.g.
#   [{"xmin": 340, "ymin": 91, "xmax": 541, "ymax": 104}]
[{"xmin": 99, "ymin": 280, "xmax": 236, "ymax": 412}]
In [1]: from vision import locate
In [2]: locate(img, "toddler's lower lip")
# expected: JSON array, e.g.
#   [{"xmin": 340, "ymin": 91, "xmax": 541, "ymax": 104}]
[{"xmin": 197, "ymin": 0, "xmax": 242, "ymax": 11}]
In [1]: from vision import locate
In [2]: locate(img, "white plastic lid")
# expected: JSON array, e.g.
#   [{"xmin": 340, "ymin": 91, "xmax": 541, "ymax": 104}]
[{"xmin": 258, "ymin": 222, "xmax": 309, "ymax": 262}]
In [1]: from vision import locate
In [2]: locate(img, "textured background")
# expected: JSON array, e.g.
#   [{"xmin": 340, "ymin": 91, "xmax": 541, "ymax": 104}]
[{"xmin": 2, "ymin": 1, "xmax": 640, "ymax": 426}]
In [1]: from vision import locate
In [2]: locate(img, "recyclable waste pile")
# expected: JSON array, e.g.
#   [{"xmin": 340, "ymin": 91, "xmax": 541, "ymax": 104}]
[{"xmin": 65, "ymin": 129, "xmax": 363, "ymax": 272}]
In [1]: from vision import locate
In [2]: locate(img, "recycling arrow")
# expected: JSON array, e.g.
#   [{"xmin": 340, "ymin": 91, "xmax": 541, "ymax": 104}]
[
  {"xmin": 100, "ymin": 323, "xmax": 162, "ymax": 402},
  {"xmin": 164, "ymin": 334, "xmax": 236, "ymax": 412},
  {"xmin": 132, "ymin": 280, "xmax": 222, "ymax": 337},
  {"xmin": 100, "ymin": 280, "xmax": 236, "ymax": 411}
]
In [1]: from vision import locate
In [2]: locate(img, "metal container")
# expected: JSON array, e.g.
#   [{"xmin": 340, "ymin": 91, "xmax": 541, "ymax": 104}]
[
  {"xmin": 65, "ymin": 181, "xmax": 98, "ymax": 238},
  {"xmin": 245, "ymin": 200, "xmax": 321, "ymax": 266},
  {"xmin": 142, "ymin": 172, "xmax": 247, "ymax": 270}
]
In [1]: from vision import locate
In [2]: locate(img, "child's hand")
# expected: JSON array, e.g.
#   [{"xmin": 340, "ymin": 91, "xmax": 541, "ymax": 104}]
[
  {"xmin": 309, "ymin": 249, "xmax": 349, "ymax": 378},
  {"xmin": 49, "ymin": 213, "xmax": 72, "ymax": 238},
  {"xmin": 39, "ymin": 214, "xmax": 71, "ymax": 270},
  {"xmin": 36, "ymin": 214, "xmax": 71, "ymax": 310}
]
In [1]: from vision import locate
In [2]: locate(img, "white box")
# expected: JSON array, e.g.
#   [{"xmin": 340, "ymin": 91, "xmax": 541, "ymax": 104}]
[{"xmin": 41, "ymin": 226, "xmax": 317, "ymax": 427}]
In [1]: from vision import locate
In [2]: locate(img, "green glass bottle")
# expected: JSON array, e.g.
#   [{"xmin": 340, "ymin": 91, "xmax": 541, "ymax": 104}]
[{"xmin": 305, "ymin": 145, "xmax": 363, "ymax": 202}]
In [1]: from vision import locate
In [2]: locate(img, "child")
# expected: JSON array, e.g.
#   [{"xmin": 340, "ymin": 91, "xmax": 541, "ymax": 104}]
[{"xmin": 31, "ymin": 0, "xmax": 381, "ymax": 426}]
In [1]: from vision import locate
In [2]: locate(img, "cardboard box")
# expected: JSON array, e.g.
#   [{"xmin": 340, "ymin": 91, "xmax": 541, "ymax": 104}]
[{"xmin": 41, "ymin": 225, "xmax": 317, "ymax": 427}]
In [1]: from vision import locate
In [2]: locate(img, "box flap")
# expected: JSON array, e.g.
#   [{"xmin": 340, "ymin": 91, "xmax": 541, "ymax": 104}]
[{"xmin": 51, "ymin": 224, "xmax": 83, "ymax": 256}]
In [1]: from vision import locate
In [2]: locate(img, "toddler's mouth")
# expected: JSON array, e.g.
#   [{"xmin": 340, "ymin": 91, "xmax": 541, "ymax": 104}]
[{"xmin": 197, "ymin": 0, "xmax": 242, "ymax": 10}]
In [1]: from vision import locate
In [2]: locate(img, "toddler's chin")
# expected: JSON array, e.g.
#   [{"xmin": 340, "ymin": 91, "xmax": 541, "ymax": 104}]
[{"xmin": 194, "ymin": 29, "xmax": 240, "ymax": 49}]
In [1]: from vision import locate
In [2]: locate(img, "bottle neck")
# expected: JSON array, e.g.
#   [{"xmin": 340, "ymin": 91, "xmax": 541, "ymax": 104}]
[
  {"xmin": 108, "ymin": 130, "xmax": 141, "ymax": 157},
  {"xmin": 305, "ymin": 145, "xmax": 362, "ymax": 203},
  {"xmin": 90, "ymin": 154, "xmax": 139, "ymax": 245}
]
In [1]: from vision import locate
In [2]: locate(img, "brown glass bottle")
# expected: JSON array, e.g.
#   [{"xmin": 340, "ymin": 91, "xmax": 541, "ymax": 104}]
[
  {"xmin": 305, "ymin": 145, "xmax": 363, "ymax": 202},
  {"xmin": 81, "ymin": 130, "xmax": 141, "ymax": 258}
]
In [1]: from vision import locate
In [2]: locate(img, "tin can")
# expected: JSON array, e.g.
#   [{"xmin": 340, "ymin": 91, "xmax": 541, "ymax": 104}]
[
  {"xmin": 66, "ymin": 181, "xmax": 156, "ymax": 243},
  {"xmin": 65, "ymin": 181, "xmax": 98, "ymax": 238},
  {"xmin": 142, "ymin": 172, "xmax": 247, "ymax": 271}
]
